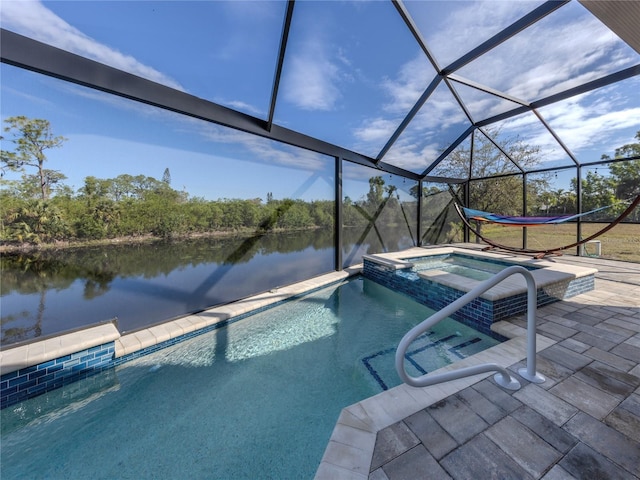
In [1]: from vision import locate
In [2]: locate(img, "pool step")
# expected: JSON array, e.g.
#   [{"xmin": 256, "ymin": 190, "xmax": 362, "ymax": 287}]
[{"xmin": 361, "ymin": 332, "xmax": 490, "ymax": 391}]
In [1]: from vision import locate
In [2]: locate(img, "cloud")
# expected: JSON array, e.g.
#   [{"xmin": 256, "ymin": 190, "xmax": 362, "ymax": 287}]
[
  {"xmin": 455, "ymin": 5, "xmax": 638, "ymax": 102},
  {"xmin": 242, "ymin": 134, "xmax": 330, "ymax": 171},
  {"xmin": 381, "ymin": 55, "xmax": 435, "ymax": 113},
  {"xmin": 341, "ymin": 45, "xmax": 435, "ymax": 158},
  {"xmin": 282, "ymin": 48, "xmax": 342, "ymax": 111},
  {"xmin": 538, "ymin": 88, "xmax": 640, "ymax": 157},
  {"xmin": 449, "ymin": 82, "xmax": 524, "ymax": 121},
  {"xmin": 488, "ymin": 80, "xmax": 640, "ymax": 164},
  {"xmin": 350, "ymin": 54, "xmax": 452, "ymax": 165},
  {"xmin": 218, "ymin": 99, "xmax": 265, "ymax": 117},
  {"xmin": 350, "ymin": 1, "xmax": 525, "ymax": 168},
  {"xmin": 415, "ymin": 0, "xmax": 540, "ymax": 68},
  {"xmin": 194, "ymin": 122, "xmax": 330, "ymax": 172},
  {"xmin": 55, "ymin": 81, "xmax": 179, "ymax": 125},
  {"xmin": 30, "ymin": 73, "xmax": 326, "ymax": 174},
  {"xmin": 383, "ymin": 138, "xmax": 441, "ymax": 173},
  {"xmin": 414, "ymin": 85, "xmax": 468, "ymax": 132},
  {"xmin": 371, "ymin": 79, "xmax": 472, "ymax": 171},
  {"xmin": 353, "ymin": 118, "xmax": 398, "ymax": 144},
  {"xmin": 280, "ymin": 19, "xmax": 346, "ymax": 112},
  {"xmin": 0, "ymin": 83, "xmax": 55, "ymax": 108},
  {"xmin": 1, "ymin": 0, "xmax": 184, "ymax": 91}
]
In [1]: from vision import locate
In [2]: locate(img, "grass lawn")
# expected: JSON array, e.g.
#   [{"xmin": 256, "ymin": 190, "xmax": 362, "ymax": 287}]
[{"xmin": 475, "ymin": 223, "xmax": 640, "ymax": 263}]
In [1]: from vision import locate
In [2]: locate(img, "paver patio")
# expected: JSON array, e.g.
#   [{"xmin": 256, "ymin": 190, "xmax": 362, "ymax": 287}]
[{"xmin": 368, "ymin": 255, "xmax": 640, "ymax": 479}]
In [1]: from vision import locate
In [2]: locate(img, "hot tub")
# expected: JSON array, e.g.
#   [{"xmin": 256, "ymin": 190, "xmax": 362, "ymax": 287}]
[{"xmin": 363, "ymin": 246, "xmax": 597, "ymax": 336}]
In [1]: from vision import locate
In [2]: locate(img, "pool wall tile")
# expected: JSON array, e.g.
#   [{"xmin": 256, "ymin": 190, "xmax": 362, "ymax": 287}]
[{"xmin": 1, "ymin": 342, "xmax": 115, "ymax": 409}]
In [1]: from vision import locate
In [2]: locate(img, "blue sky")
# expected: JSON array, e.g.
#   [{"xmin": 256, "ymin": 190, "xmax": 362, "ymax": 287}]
[{"xmin": 1, "ymin": 0, "xmax": 639, "ymax": 201}]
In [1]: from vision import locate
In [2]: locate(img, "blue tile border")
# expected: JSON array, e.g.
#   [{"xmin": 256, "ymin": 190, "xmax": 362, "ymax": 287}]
[
  {"xmin": 363, "ymin": 256, "xmax": 594, "ymax": 338},
  {"xmin": 1, "ymin": 342, "xmax": 115, "ymax": 409},
  {"xmin": 0, "ymin": 308, "xmax": 274, "ymax": 409}
]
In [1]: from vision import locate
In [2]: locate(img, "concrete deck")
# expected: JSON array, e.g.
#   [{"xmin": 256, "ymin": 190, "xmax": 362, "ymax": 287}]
[{"xmin": 316, "ymin": 253, "xmax": 640, "ymax": 479}]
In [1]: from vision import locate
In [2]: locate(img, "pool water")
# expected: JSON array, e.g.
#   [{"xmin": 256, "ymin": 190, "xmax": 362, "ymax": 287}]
[
  {"xmin": 0, "ymin": 277, "xmax": 500, "ymax": 479},
  {"xmin": 410, "ymin": 254, "xmax": 535, "ymax": 281}
]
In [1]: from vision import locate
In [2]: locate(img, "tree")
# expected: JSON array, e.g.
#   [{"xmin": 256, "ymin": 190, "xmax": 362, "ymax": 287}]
[
  {"xmin": 572, "ymin": 171, "xmax": 615, "ymax": 214},
  {"xmin": 599, "ymin": 130, "xmax": 640, "ymax": 222},
  {"xmin": 79, "ymin": 176, "xmax": 112, "ymax": 205},
  {"xmin": 109, "ymin": 174, "xmax": 136, "ymax": 201},
  {"xmin": 409, "ymin": 184, "xmax": 434, "ymax": 200},
  {"xmin": 0, "ymin": 116, "xmax": 67, "ymax": 200},
  {"xmin": 162, "ymin": 167, "xmax": 171, "ymax": 185},
  {"xmin": 18, "ymin": 171, "xmax": 68, "ymax": 200},
  {"xmin": 366, "ymin": 176, "xmax": 385, "ymax": 208},
  {"xmin": 7, "ymin": 200, "xmax": 68, "ymax": 243},
  {"xmin": 436, "ymin": 128, "xmax": 545, "ymax": 241},
  {"xmin": 443, "ymin": 128, "xmax": 543, "ymax": 215},
  {"xmin": 603, "ymin": 131, "xmax": 640, "ymax": 200}
]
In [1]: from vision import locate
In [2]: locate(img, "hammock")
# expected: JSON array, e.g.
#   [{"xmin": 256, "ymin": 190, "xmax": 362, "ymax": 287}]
[
  {"xmin": 454, "ymin": 195, "xmax": 640, "ymax": 257},
  {"xmin": 462, "ymin": 204, "xmax": 612, "ymax": 227}
]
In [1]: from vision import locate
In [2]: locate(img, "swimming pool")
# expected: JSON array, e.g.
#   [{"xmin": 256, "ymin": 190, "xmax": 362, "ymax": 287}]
[{"xmin": 0, "ymin": 277, "xmax": 500, "ymax": 479}]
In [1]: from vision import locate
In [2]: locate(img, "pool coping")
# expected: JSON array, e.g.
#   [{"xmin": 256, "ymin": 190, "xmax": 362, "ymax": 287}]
[{"xmin": 0, "ymin": 321, "xmax": 121, "ymax": 377}]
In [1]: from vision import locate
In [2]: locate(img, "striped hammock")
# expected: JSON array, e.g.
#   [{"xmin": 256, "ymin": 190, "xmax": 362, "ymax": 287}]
[{"xmin": 462, "ymin": 205, "xmax": 613, "ymax": 227}]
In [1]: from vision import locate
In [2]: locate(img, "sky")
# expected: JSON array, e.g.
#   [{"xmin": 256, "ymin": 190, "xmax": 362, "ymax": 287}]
[{"xmin": 1, "ymin": 0, "xmax": 639, "ymax": 201}]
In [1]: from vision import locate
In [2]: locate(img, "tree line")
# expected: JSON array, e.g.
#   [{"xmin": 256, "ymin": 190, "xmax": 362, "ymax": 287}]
[
  {"xmin": 1, "ymin": 116, "xmax": 638, "ymax": 245},
  {"xmin": 0, "ymin": 116, "xmax": 416, "ymax": 245},
  {"xmin": 0, "ymin": 171, "xmax": 340, "ymax": 243}
]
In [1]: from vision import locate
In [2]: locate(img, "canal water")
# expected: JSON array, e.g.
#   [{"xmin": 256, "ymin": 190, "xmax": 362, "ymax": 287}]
[{"xmin": 1, "ymin": 228, "xmax": 414, "ymax": 345}]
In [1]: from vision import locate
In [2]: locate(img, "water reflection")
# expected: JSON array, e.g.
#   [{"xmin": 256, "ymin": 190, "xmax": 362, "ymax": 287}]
[{"xmin": 1, "ymin": 227, "xmax": 412, "ymax": 345}]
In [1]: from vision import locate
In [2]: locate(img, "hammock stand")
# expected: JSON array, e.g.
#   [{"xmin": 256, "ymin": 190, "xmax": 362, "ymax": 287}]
[{"xmin": 454, "ymin": 195, "xmax": 640, "ymax": 259}]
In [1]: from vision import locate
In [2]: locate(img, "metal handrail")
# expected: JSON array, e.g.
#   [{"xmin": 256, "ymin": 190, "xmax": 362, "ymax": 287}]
[{"xmin": 395, "ymin": 265, "xmax": 546, "ymax": 391}]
